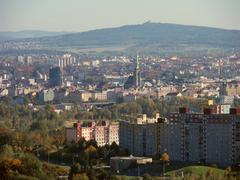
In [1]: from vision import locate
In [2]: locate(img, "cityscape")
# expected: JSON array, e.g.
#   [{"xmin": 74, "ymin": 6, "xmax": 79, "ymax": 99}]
[{"xmin": 0, "ymin": 0, "xmax": 240, "ymax": 179}]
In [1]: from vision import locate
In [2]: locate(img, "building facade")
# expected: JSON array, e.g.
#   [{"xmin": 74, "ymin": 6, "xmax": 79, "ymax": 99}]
[
  {"xmin": 66, "ymin": 121, "xmax": 119, "ymax": 146},
  {"xmin": 49, "ymin": 67, "xmax": 62, "ymax": 87},
  {"xmin": 119, "ymin": 108, "xmax": 240, "ymax": 166},
  {"xmin": 39, "ymin": 89, "xmax": 54, "ymax": 103},
  {"xmin": 58, "ymin": 54, "xmax": 75, "ymax": 68},
  {"xmin": 119, "ymin": 114, "xmax": 160, "ymax": 156},
  {"xmin": 220, "ymin": 81, "xmax": 240, "ymax": 96}
]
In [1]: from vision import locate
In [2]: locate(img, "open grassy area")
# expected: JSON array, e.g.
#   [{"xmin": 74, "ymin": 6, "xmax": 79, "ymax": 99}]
[
  {"xmin": 166, "ymin": 165, "xmax": 225, "ymax": 177},
  {"xmin": 115, "ymin": 175, "xmax": 137, "ymax": 180},
  {"xmin": 117, "ymin": 164, "xmax": 226, "ymax": 179}
]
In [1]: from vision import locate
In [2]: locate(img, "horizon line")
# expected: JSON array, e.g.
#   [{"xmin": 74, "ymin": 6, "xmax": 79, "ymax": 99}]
[{"xmin": 1, "ymin": 21, "xmax": 240, "ymax": 33}]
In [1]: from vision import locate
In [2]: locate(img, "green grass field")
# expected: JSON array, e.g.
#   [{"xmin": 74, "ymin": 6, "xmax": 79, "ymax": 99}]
[
  {"xmin": 166, "ymin": 165, "xmax": 225, "ymax": 177},
  {"xmin": 115, "ymin": 175, "xmax": 137, "ymax": 180},
  {"xmin": 116, "ymin": 165, "xmax": 226, "ymax": 179}
]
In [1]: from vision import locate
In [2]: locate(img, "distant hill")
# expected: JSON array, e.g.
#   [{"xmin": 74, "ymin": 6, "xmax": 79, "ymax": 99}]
[
  {"xmin": 0, "ymin": 30, "xmax": 69, "ymax": 41},
  {"xmin": 2, "ymin": 22, "xmax": 240, "ymax": 55},
  {"xmin": 35, "ymin": 22, "xmax": 240, "ymax": 47}
]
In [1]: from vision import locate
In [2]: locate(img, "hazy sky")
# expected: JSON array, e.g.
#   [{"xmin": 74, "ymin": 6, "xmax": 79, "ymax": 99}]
[{"xmin": 1, "ymin": 0, "xmax": 240, "ymax": 32}]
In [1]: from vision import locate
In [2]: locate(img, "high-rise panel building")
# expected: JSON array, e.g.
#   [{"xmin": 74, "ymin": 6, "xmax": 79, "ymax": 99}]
[
  {"xmin": 119, "ymin": 113, "xmax": 161, "ymax": 156},
  {"xmin": 26, "ymin": 56, "xmax": 33, "ymax": 65},
  {"xmin": 49, "ymin": 67, "xmax": 62, "ymax": 87},
  {"xmin": 17, "ymin": 56, "xmax": 25, "ymax": 64},
  {"xmin": 58, "ymin": 53, "xmax": 75, "ymax": 68},
  {"xmin": 119, "ymin": 108, "xmax": 240, "ymax": 166}
]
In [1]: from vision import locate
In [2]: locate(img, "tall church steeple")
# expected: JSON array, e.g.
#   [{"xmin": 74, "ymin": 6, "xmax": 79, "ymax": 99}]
[
  {"xmin": 134, "ymin": 54, "xmax": 141, "ymax": 88},
  {"xmin": 124, "ymin": 54, "xmax": 141, "ymax": 90},
  {"xmin": 136, "ymin": 54, "xmax": 139, "ymax": 69}
]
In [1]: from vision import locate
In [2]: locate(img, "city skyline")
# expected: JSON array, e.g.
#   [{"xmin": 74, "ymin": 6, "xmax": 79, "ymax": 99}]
[
  {"xmin": 1, "ymin": 0, "xmax": 240, "ymax": 179},
  {"xmin": 1, "ymin": 0, "xmax": 240, "ymax": 32}
]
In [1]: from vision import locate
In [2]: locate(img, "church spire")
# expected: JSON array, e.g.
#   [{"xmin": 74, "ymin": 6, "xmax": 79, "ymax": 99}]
[
  {"xmin": 134, "ymin": 53, "xmax": 141, "ymax": 88},
  {"xmin": 136, "ymin": 54, "xmax": 139, "ymax": 69}
]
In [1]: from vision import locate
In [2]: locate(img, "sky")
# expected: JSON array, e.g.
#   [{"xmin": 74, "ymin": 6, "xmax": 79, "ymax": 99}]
[{"xmin": 1, "ymin": 0, "xmax": 240, "ymax": 32}]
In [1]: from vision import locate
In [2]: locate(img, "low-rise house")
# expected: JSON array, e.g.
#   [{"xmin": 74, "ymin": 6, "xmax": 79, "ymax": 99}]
[
  {"xmin": 39, "ymin": 89, "xmax": 54, "ymax": 103},
  {"xmin": 80, "ymin": 91, "xmax": 92, "ymax": 102},
  {"xmin": 164, "ymin": 92, "xmax": 182, "ymax": 102},
  {"xmin": 0, "ymin": 89, "xmax": 8, "ymax": 97},
  {"xmin": 110, "ymin": 156, "xmax": 152, "ymax": 172},
  {"xmin": 92, "ymin": 91, "xmax": 107, "ymax": 101}
]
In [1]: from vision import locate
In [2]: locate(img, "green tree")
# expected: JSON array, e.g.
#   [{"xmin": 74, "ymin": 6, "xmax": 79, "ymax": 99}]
[
  {"xmin": 85, "ymin": 145, "xmax": 98, "ymax": 168},
  {"xmin": 0, "ymin": 144, "xmax": 14, "ymax": 158},
  {"xmin": 143, "ymin": 173, "xmax": 152, "ymax": 180},
  {"xmin": 0, "ymin": 132, "xmax": 16, "ymax": 147},
  {"xmin": 72, "ymin": 173, "xmax": 89, "ymax": 180},
  {"xmin": 69, "ymin": 163, "xmax": 83, "ymax": 180},
  {"xmin": 19, "ymin": 153, "xmax": 44, "ymax": 178}
]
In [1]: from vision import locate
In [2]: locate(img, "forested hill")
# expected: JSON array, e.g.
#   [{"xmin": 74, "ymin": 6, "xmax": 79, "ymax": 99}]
[
  {"xmin": 2, "ymin": 22, "xmax": 240, "ymax": 55},
  {"xmin": 34, "ymin": 22, "xmax": 240, "ymax": 49}
]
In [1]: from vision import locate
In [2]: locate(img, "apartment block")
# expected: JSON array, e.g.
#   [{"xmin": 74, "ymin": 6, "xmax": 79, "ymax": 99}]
[
  {"xmin": 66, "ymin": 121, "xmax": 119, "ymax": 146},
  {"xmin": 119, "ymin": 108, "xmax": 240, "ymax": 166},
  {"xmin": 119, "ymin": 113, "xmax": 161, "ymax": 156},
  {"xmin": 92, "ymin": 91, "xmax": 107, "ymax": 101},
  {"xmin": 165, "ymin": 108, "xmax": 240, "ymax": 166}
]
